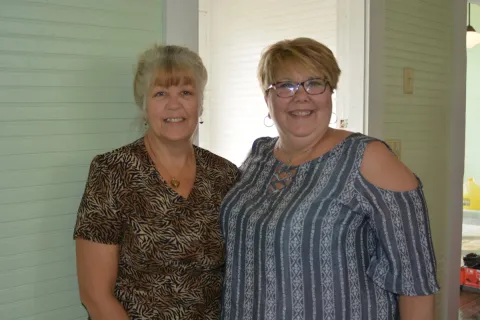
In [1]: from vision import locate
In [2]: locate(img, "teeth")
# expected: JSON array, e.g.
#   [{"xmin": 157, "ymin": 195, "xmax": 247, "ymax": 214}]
[
  {"xmin": 291, "ymin": 111, "xmax": 311, "ymax": 116},
  {"xmin": 165, "ymin": 117, "xmax": 184, "ymax": 122}
]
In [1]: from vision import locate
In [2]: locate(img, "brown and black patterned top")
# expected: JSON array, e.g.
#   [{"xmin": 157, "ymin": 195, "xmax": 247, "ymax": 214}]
[{"xmin": 73, "ymin": 138, "xmax": 239, "ymax": 320}]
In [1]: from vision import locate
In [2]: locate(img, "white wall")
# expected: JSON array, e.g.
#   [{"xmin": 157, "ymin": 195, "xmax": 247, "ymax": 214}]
[
  {"xmin": 163, "ymin": 0, "xmax": 199, "ymax": 51},
  {"xmin": 199, "ymin": 0, "xmax": 337, "ymax": 165}
]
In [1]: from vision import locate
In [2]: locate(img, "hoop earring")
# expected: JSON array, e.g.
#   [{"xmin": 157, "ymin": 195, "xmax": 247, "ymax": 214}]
[
  {"xmin": 199, "ymin": 117, "xmax": 204, "ymax": 124},
  {"xmin": 329, "ymin": 112, "xmax": 337, "ymax": 125},
  {"xmin": 264, "ymin": 114, "xmax": 274, "ymax": 127}
]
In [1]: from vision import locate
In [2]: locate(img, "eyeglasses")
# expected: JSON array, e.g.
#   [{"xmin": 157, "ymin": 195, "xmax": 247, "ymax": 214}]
[{"xmin": 266, "ymin": 78, "xmax": 330, "ymax": 98}]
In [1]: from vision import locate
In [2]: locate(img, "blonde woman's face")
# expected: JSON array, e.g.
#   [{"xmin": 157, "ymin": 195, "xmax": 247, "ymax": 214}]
[
  {"xmin": 146, "ymin": 73, "xmax": 199, "ymax": 143},
  {"xmin": 265, "ymin": 66, "xmax": 333, "ymax": 141}
]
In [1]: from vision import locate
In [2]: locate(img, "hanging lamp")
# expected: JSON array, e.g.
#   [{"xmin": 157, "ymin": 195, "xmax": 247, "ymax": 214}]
[{"xmin": 467, "ymin": 3, "xmax": 480, "ymax": 49}]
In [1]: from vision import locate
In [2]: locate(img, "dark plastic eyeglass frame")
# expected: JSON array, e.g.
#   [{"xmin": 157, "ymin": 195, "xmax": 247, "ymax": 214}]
[{"xmin": 266, "ymin": 77, "xmax": 331, "ymax": 98}]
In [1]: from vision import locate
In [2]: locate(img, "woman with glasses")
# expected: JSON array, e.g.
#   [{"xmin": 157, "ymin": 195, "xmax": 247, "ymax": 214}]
[{"xmin": 220, "ymin": 37, "xmax": 440, "ymax": 320}]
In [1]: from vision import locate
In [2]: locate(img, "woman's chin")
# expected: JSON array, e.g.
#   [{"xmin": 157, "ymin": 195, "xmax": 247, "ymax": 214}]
[{"xmin": 282, "ymin": 126, "xmax": 327, "ymax": 140}]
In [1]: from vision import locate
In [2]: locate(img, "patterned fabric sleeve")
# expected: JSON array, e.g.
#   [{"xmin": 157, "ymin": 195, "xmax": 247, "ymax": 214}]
[
  {"xmin": 73, "ymin": 155, "xmax": 124, "ymax": 245},
  {"xmin": 354, "ymin": 173, "xmax": 441, "ymax": 296}
]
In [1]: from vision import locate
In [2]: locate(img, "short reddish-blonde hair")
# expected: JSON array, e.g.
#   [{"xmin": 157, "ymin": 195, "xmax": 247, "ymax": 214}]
[{"xmin": 257, "ymin": 37, "xmax": 341, "ymax": 92}]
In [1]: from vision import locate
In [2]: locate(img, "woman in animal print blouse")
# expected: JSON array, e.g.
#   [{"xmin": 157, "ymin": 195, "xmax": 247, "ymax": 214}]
[{"xmin": 73, "ymin": 44, "xmax": 239, "ymax": 320}]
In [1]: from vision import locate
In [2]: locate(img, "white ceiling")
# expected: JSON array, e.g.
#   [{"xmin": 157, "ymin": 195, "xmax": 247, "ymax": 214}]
[{"xmin": 471, "ymin": 0, "xmax": 480, "ymax": 4}]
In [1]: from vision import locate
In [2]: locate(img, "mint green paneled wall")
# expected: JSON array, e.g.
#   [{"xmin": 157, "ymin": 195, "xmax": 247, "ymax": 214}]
[
  {"xmin": 0, "ymin": 1, "xmax": 163, "ymax": 319},
  {"xmin": 465, "ymin": 4, "xmax": 480, "ymax": 182}
]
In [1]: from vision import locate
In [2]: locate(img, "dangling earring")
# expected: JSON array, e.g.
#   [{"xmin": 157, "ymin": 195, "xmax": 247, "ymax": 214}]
[
  {"xmin": 264, "ymin": 114, "xmax": 274, "ymax": 127},
  {"xmin": 144, "ymin": 120, "xmax": 148, "ymax": 129},
  {"xmin": 199, "ymin": 117, "xmax": 204, "ymax": 124}
]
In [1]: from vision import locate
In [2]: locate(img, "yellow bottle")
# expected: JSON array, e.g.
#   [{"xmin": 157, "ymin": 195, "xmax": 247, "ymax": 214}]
[{"xmin": 464, "ymin": 178, "xmax": 480, "ymax": 211}]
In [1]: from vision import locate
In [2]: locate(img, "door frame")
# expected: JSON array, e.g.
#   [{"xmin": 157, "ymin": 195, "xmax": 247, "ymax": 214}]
[
  {"xmin": 162, "ymin": 0, "xmax": 201, "ymax": 145},
  {"xmin": 444, "ymin": 0, "xmax": 467, "ymax": 318},
  {"xmin": 336, "ymin": 0, "xmax": 372, "ymax": 134}
]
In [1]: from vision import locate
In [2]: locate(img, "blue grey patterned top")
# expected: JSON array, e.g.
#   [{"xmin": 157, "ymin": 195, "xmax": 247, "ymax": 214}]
[{"xmin": 220, "ymin": 133, "xmax": 440, "ymax": 320}]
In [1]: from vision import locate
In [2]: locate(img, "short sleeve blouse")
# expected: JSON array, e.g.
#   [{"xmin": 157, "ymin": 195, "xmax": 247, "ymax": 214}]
[
  {"xmin": 74, "ymin": 138, "xmax": 239, "ymax": 320},
  {"xmin": 74, "ymin": 155, "xmax": 124, "ymax": 244},
  {"xmin": 220, "ymin": 133, "xmax": 439, "ymax": 320}
]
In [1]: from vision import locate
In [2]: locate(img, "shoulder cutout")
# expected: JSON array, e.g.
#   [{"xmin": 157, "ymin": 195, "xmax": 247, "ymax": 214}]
[{"xmin": 360, "ymin": 141, "xmax": 419, "ymax": 192}]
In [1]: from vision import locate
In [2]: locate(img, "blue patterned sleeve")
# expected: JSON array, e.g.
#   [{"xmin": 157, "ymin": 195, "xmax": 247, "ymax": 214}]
[{"xmin": 354, "ymin": 173, "xmax": 441, "ymax": 296}]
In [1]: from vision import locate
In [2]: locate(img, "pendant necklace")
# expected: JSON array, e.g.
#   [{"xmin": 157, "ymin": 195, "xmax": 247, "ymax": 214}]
[{"xmin": 145, "ymin": 135, "xmax": 192, "ymax": 189}]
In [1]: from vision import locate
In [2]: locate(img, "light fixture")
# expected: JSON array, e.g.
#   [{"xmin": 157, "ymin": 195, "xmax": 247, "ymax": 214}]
[{"xmin": 467, "ymin": 3, "xmax": 480, "ymax": 49}]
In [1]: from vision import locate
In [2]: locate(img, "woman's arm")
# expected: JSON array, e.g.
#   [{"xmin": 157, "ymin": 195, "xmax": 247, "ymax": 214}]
[
  {"xmin": 76, "ymin": 239, "xmax": 130, "ymax": 320},
  {"xmin": 399, "ymin": 295, "xmax": 435, "ymax": 320},
  {"xmin": 360, "ymin": 141, "xmax": 437, "ymax": 320}
]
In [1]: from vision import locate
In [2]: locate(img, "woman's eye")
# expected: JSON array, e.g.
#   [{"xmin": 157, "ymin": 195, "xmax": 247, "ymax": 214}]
[
  {"xmin": 154, "ymin": 91, "xmax": 165, "ymax": 97},
  {"xmin": 182, "ymin": 91, "xmax": 193, "ymax": 95}
]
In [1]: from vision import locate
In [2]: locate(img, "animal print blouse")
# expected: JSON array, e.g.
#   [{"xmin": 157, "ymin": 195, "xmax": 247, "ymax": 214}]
[{"xmin": 73, "ymin": 138, "xmax": 239, "ymax": 320}]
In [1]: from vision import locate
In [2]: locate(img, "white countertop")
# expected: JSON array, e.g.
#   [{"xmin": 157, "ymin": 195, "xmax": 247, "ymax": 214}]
[{"xmin": 464, "ymin": 209, "xmax": 480, "ymax": 214}]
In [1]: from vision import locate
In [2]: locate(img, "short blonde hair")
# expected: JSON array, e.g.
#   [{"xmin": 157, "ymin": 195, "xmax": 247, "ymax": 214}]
[
  {"xmin": 133, "ymin": 44, "xmax": 208, "ymax": 115},
  {"xmin": 257, "ymin": 37, "xmax": 341, "ymax": 91}
]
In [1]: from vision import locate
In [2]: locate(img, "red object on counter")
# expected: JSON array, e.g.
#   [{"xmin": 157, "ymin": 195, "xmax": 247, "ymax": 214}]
[{"xmin": 461, "ymin": 266, "xmax": 480, "ymax": 289}]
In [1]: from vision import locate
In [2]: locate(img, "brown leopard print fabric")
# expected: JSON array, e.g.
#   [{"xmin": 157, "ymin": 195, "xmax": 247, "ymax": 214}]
[{"xmin": 73, "ymin": 138, "xmax": 239, "ymax": 320}]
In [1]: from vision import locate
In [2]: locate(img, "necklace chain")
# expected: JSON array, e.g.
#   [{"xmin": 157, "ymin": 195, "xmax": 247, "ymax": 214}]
[
  {"xmin": 145, "ymin": 135, "xmax": 192, "ymax": 189},
  {"xmin": 276, "ymin": 143, "xmax": 314, "ymax": 167}
]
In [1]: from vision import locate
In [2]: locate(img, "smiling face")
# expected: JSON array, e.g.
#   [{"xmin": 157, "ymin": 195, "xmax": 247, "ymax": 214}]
[
  {"xmin": 266, "ymin": 65, "xmax": 333, "ymax": 141},
  {"xmin": 145, "ymin": 70, "xmax": 200, "ymax": 143}
]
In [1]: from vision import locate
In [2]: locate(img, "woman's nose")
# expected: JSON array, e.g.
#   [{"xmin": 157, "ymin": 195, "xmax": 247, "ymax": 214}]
[{"xmin": 294, "ymin": 85, "xmax": 309, "ymax": 100}]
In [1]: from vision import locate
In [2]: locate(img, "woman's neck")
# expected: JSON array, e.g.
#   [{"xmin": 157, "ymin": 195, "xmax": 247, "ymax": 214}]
[
  {"xmin": 145, "ymin": 131, "xmax": 194, "ymax": 167},
  {"xmin": 277, "ymin": 127, "xmax": 333, "ymax": 156}
]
